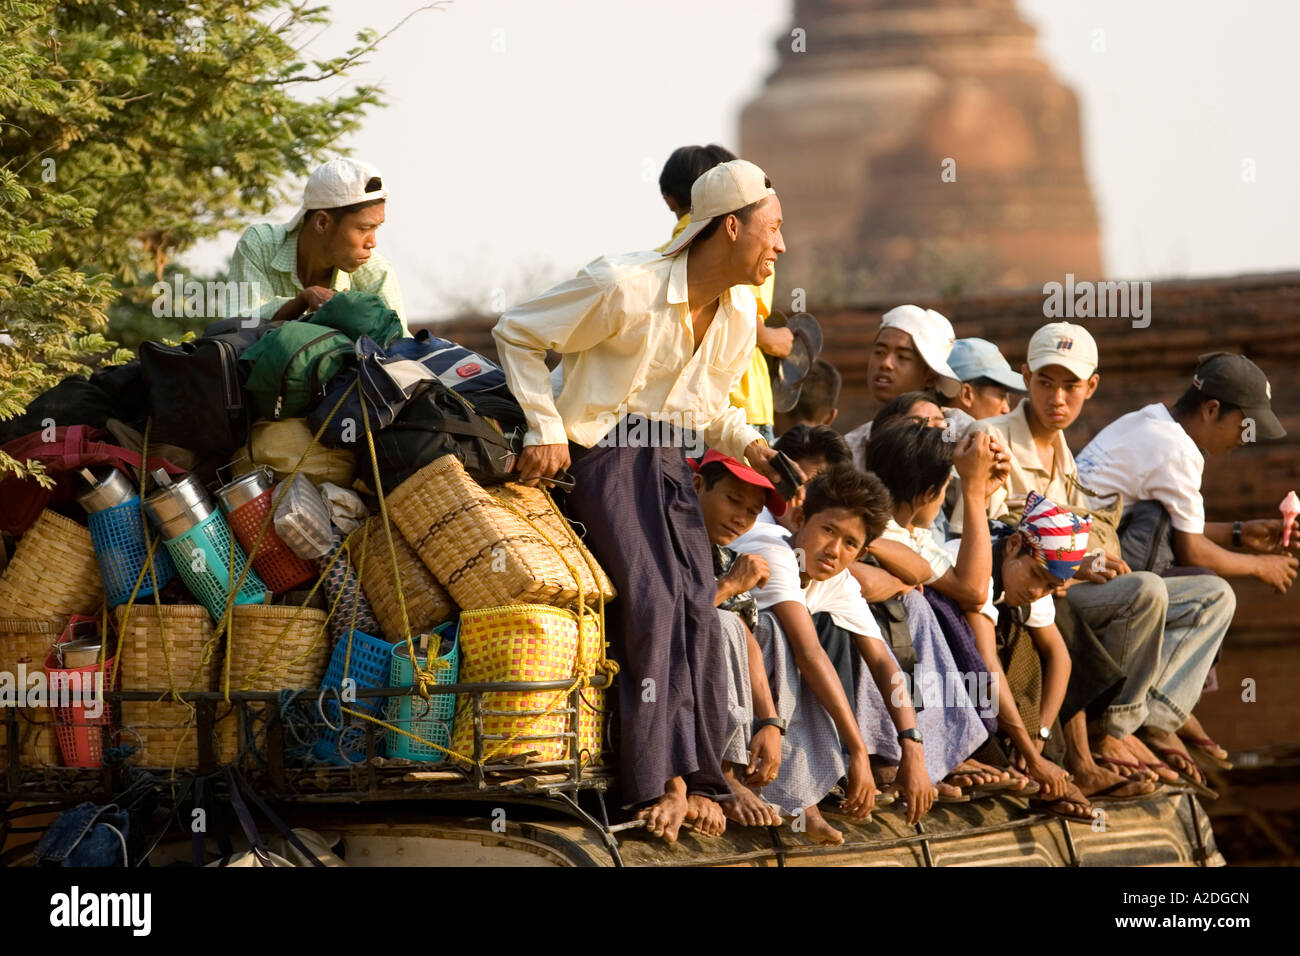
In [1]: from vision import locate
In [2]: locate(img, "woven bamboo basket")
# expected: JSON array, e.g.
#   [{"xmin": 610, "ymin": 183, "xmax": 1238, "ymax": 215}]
[
  {"xmin": 386, "ymin": 456, "xmax": 615, "ymax": 611},
  {"xmin": 226, "ymin": 604, "xmax": 330, "ymax": 692},
  {"xmin": 0, "ymin": 617, "xmax": 63, "ymax": 768},
  {"xmin": 0, "ymin": 510, "xmax": 104, "ymax": 620},
  {"xmin": 450, "ymin": 604, "xmax": 605, "ymax": 765},
  {"xmin": 113, "ymin": 604, "xmax": 236, "ymax": 768},
  {"xmin": 357, "ymin": 516, "xmax": 457, "ymax": 640}
]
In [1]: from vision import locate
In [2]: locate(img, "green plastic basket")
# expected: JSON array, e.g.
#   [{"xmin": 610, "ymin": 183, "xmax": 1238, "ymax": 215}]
[{"xmin": 385, "ymin": 623, "xmax": 459, "ymax": 762}]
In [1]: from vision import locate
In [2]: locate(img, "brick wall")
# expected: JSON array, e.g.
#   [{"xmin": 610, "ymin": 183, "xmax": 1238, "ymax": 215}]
[{"xmin": 418, "ymin": 271, "xmax": 1300, "ymax": 744}]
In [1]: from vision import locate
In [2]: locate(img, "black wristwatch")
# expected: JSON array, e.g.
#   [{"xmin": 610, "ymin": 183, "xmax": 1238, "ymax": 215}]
[
  {"xmin": 753, "ymin": 717, "xmax": 787, "ymax": 737},
  {"xmin": 897, "ymin": 727, "xmax": 923, "ymax": 745},
  {"xmin": 1233, "ymin": 520, "xmax": 1243, "ymax": 548}
]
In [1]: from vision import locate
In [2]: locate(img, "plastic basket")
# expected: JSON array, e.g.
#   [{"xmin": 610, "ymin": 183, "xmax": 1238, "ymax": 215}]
[
  {"xmin": 88, "ymin": 496, "xmax": 176, "ymax": 606},
  {"xmin": 45, "ymin": 642, "xmax": 117, "ymax": 768},
  {"xmin": 163, "ymin": 510, "xmax": 268, "ymax": 621},
  {"xmin": 313, "ymin": 629, "xmax": 392, "ymax": 764},
  {"xmin": 226, "ymin": 488, "xmax": 316, "ymax": 594},
  {"xmin": 385, "ymin": 624, "xmax": 459, "ymax": 762}
]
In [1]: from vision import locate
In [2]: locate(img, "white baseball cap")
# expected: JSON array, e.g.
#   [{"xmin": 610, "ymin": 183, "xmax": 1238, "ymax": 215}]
[
  {"xmin": 878, "ymin": 304, "xmax": 961, "ymax": 398},
  {"xmin": 661, "ymin": 159, "xmax": 775, "ymax": 256},
  {"xmin": 286, "ymin": 158, "xmax": 387, "ymax": 232},
  {"xmin": 1027, "ymin": 322, "xmax": 1098, "ymax": 379}
]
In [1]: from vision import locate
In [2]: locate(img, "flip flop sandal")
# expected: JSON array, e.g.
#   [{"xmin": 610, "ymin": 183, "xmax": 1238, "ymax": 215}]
[
  {"xmin": 1181, "ymin": 736, "xmax": 1234, "ymax": 772},
  {"xmin": 1087, "ymin": 779, "xmax": 1160, "ymax": 804},
  {"xmin": 1029, "ymin": 797, "xmax": 1095, "ymax": 822},
  {"xmin": 1007, "ymin": 778, "xmax": 1041, "ymax": 796},
  {"xmin": 959, "ymin": 778, "xmax": 1024, "ymax": 798},
  {"xmin": 1149, "ymin": 748, "xmax": 1219, "ymax": 800},
  {"xmin": 934, "ymin": 789, "xmax": 972, "ymax": 804}
]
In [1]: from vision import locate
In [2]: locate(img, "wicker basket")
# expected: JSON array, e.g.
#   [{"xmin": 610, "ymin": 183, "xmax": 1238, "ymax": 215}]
[
  {"xmin": 113, "ymin": 604, "xmax": 235, "ymax": 768},
  {"xmin": 450, "ymin": 604, "xmax": 605, "ymax": 765},
  {"xmin": 226, "ymin": 604, "xmax": 330, "ymax": 692},
  {"xmin": 386, "ymin": 456, "xmax": 615, "ymax": 611},
  {"xmin": 0, "ymin": 510, "xmax": 104, "ymax": 620},
  {"xmin": 0, "ymin": 617, "xmax": 64, "ymax": 768},
  {"xmin": 357, "ymin": 516, "xmax": 457, "ymax": 641}
]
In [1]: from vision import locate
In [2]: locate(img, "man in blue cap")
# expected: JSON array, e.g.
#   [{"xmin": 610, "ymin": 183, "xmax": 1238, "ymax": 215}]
[{"xmin": 944, "ymin": 337, "xmax": 1028, "ymax": 422}]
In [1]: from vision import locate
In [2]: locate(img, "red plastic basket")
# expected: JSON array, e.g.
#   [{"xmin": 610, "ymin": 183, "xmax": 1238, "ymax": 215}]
[
  {"xmin": 44, "ymin": 616, "xmax": 118, "ymax": 768},
  {"xmin": 226, "ymin": 488, "xmax": 316, "ymax": 594}
]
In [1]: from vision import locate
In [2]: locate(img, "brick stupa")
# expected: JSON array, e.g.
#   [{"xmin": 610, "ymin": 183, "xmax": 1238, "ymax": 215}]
[{"xmin": 741, "ymin": 0, "xmax": 1102, "ymax": 301}]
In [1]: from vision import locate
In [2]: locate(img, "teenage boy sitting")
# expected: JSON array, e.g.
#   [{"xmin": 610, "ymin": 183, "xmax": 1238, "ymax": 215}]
[
  {"xmin": 966, "ymin": 323, "xmax": 1235, "ymax": 794},
  {"xmin": 944, "ymin": 337, "xmax": 1027, "ymax": 421},
  {"xmin": 774, "ymin": 359, "xmax": 842, "ymax": 437},
  {"xmin": 733, "ymin": 466, "xmax": 950, "ymax": 842},
  {"xmin": 1076, "ymin": 352, "xmax": 1298, "ymax": 768},
  {"xmin": 690, "ymin": 451, "xmax": 789, "ymax": 829}
]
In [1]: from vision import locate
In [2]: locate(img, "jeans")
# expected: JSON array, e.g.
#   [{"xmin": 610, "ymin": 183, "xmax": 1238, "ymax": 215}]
[
  {"xmin": 1145, "ymin": 574, "xmax": 1235, "ymax": 733},
  {"xmin": 754, "ymin": 422, "xmax": 776, "ymax": 445},
  {"xmin": 1065, "ymin": 571, "xmax": 1167, "ymax": 737}
]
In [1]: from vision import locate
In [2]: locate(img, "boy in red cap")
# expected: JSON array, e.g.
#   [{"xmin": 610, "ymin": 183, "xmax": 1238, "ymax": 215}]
[{"xmin": 690, "ymin": 450, "xmax": 789, "ymax": 828}]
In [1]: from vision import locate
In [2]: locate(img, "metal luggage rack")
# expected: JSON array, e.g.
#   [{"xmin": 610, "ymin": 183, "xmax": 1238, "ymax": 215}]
[{"xmin": 1, "ymin": 674, "xmax": 615, "ymax": 804}]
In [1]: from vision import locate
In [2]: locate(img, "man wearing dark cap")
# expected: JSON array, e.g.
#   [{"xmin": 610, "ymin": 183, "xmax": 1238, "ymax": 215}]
[{"xmin": 1077, "ymin": 352, "xmax": 1297, "ymax": 592}]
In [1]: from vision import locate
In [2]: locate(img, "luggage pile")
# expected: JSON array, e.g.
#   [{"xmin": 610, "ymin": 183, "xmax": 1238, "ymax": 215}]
[{"xmin": 0, "ymin": 292, "xmax": 616, "ymax": 780}]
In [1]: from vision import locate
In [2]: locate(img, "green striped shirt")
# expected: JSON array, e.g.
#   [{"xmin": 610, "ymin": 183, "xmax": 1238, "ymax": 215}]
[{"xmin": 228, "ymin": 223, "xmax": 409, "ymax": 333}]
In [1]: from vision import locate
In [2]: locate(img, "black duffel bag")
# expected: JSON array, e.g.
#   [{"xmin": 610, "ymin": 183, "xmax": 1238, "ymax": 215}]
[
  {"xmin": 139, "ymin": 337, "xmax": 249, "ymax": 480},
  {"xmin": 368, "ymin": 378, "xmax": 525, "ymax": 492}
]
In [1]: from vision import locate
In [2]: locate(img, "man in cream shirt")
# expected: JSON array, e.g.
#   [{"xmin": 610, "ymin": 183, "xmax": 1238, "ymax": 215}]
[{"xmin": 494, "ymin": 160, "xmax": 795, "ymax": 843}]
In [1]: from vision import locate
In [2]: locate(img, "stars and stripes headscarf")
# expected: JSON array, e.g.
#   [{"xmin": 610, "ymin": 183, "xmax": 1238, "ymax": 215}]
[{"xmin": 1018, "ymin": 491, "xmax": 1091, "ymax": 581}]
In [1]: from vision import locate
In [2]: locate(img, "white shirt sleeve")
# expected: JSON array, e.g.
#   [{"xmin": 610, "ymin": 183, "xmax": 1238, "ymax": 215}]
[
  {"xmin": 1144, "ymin": 452, "xmax": 1206, "ymax": 534},
  {"xmin": 804, "ymin": 570, "xmax": 885, "ymax": 642},
  {"xmin": 1025, "ymin": 594, "xmax": 1056, "ymax": 627},
  {"xmin": 731, "ymin": 525, "xmax": 804, "ymax": 610}
]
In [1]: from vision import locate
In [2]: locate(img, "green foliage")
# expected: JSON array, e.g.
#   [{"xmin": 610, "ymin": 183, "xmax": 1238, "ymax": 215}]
[{"xmin": 0, "ymin": 0, "xmax": 434, "ymax": 475}]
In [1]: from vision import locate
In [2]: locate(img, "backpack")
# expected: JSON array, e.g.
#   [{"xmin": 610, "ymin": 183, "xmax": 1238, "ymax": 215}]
[
  {"xmin": 1118, "ymin": 500, "xmax": 1176, "ymax": 576},
  {"xmin": 241, "ymin": 323, "xmax": 353, "ymax": 421},
  {"xmin": 368, "ymin": 379, "xmax": 524, "ymax": 492},
  {"xmin": 139, "ymin": 337, "xmax": 249, "ymax": 478},
  {"xmin": 388, "ymin": 330, "xmax": 509, "ymax": 394},
  {"xmin": 307, "ymin": 291, "xmax": 403, "ymax": 347},
  {"xmin": 0, "ymin": 364, "xmax": 147, "ymax": 446}
]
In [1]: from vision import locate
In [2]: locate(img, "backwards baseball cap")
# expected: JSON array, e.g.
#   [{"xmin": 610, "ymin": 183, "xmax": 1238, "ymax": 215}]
[
  {"xmin": 1018, "ymin": 491, "xmax": 1091, "ymax": 581},
  {"xmin": 689, "ymin": 448, "xmax": 788, "ymax": 517},
  {"xmin": 947, "ymin": 337, "xmax": 1026, "ymax": 392},
  {"xmin": 878, "ymin": 304, "xmax": 960, "ymax": 398},
  {"xmin": 1192, "ymin": 352, "xmax": 1285, "ymax": 439},
  {"xmin": 661, "ymin": 159, "xmax": 775, "ymax": 256},
  {"xmin": 1027, "ymin": 321, "xmax": 1098, "ymax": 380},
  {"xmin": 286, "ymin": 158, "xmax": 387, "ymax": 232}
]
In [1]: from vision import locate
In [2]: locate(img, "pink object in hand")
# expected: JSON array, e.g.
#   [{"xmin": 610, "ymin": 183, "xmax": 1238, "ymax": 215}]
[{"xmin": 1281, "ymin": 490, "xmax": 1300, "ymax": 548}]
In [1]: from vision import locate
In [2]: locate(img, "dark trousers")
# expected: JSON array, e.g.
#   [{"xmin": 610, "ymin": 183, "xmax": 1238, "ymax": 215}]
[{"xmin": 563, "ymin": 422, "xmax": 731, "ymax": 808}]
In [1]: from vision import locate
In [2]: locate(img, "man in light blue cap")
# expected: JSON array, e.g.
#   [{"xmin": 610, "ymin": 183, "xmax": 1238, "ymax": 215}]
[{"xmin": 944, "ymin": 337, "xmax": 1027, "ymax": 421}]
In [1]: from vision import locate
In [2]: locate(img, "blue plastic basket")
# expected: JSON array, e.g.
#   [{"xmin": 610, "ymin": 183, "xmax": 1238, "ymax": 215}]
[
  {"xmin": 88, "ymin": 496, "xmax": 176, "ymax": 606},
  {"xmin": 313, "ymin": 629, "xmax": 393, "ymax": 764},
  {"xmin": 386, "ymin": 624, "xmax": 459, "ymax": 762},
  {"xmin": 163, "ymin": 510, "xmax": 267, "ymax": 622}
]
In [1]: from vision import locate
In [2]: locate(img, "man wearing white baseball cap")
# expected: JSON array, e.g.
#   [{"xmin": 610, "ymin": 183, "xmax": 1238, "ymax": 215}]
[
  {"xmin": 494, "ymin": 159, "xmax": 805, "ymax": 842},
  {"xmin": 842, "ymin": 304, "xmax": 963, "ymax": 470},
  {"xmin": 228, "ymin": 157, "xmax": 408, "ymax": 331}
]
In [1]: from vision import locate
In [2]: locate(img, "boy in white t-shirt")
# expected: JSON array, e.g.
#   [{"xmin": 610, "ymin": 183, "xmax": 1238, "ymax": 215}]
[{"xmin": 1076, "ymin": 352, "xmax": 1298, "ymax": 772}]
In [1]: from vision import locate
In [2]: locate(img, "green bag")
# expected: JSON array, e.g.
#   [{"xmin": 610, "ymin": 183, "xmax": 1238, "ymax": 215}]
[
  {"xmin": 307, "ymin": 291, "xmax": 403, "ymax": 347},
  {"xmin": 242, "ymin": 323, "xmax": 353, "ymax": 421}
]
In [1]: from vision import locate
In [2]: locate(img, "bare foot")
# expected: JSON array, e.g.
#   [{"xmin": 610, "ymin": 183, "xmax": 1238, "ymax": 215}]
[
  {"xmin": 948, "ymin": 759, "xmax": 1010, "ymax": 789},
  {"xmin": 1093, "ymin": 734, "xmax": 1160, "ymax": 783},
  {"xmin": 1177, "ymin": 713, "xmax": 1229, "ymax": 762},
  {"xmin": 1032, "ymin": 781, "xmax": 1094, "ymax": 821},
  {"xmin": 722, "ymin": 764, "xmax": 781, "ymax": 827},
  {"xmin": 1140, "ymin": 728, "xmax": 1206, "ymax": 785},
  {"xmin": 936, "ymin": 781, "xmax": 964, "ymax": 799},
  {"xmin": 684, "ymin": 793, "xmax": 727, "ymax": 837},
  {"xmin": 1068, "ymin": 760, "xmax": 1157, "ymax": 799},
  {"xmin": 635, "ymin": 778, "xmax": 689, "ymax": 843},
  {"xmin": 800, "ymin": 804, "xmax": 844, "ymax": 846},
  {"xmin": 1118, "ymin": 735, "xmax": 1178, "ymax": 784}
]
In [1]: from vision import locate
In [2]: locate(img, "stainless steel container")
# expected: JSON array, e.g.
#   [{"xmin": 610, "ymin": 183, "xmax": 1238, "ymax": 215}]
[
  {"xmin": 143, "ymin": 469, "xmax": 213, "ymax": 540},
  {"xmin": 76, "ymin": 467, "xmax": 137, "ymax": 514},
  {"xmin": 215, "ymin": 466, "xmax": 274, "ymax": 515},
  {"xmin": 57, "ymin": 637, "xmax": 105, "ymax": 668}
]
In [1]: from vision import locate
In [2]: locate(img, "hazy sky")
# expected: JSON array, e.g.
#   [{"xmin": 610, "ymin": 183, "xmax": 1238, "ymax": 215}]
[{"xmin": 188, "ymin": 0, "xmax": 1300, "ymax": 319}]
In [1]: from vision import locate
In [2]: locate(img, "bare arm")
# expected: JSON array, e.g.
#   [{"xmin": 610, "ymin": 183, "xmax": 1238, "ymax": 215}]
[
  {"xmin": 770, "ymin": 602, "xmax": 866, "ymax": 754},
  {"xmin": 868, "ymin": 538, "xmax": 932, "ymax": 587},
  {"xmin": 1027, "ymin": 623, "xmax": 1070, "ymax": 735},
  {"xmin": 1173, "ymin": 529, "xmax": 1297, "ymax": 591},
  {"xmin": 847, "ymin": 560, "xmax": 911, "ymax": 602},
  {"xmin": 930, "ymin": 435, "xmax": 995, "ymax": 610}
]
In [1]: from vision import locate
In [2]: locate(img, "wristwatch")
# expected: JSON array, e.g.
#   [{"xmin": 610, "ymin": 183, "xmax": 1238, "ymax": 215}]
[
  {"xmin": 1038, "ymin": 726, "xmax": 1052, "ymax": 742},
  {"xmin": 1233, "ymin": 520, "xmax": 1243, "ymax": 548},
  {"xmin": 753, "ymin": 717, "xmax": 787, "ymax": 737},
  {"xmin": 897, "ymin": 728, "xmax": 924, "ymax": 745}
]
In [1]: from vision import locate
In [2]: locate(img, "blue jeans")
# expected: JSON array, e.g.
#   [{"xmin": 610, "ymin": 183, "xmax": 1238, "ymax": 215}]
[{"xmin": 1145, "ymin": 574, "xmax": 1235, "ymax": 734}]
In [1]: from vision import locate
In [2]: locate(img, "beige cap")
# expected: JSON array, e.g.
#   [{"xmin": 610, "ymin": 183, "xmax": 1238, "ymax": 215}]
[
  {"xmin": 661, "ymin": 159, "xmax": 775, "ymax": 255},
  {"xmin": 286, "ymin": 158, "xmax": 387, "ymax": 232},
  {"xmin": 1027, "ymin": 322, "xmax": 1098, "ymax": 379}
]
